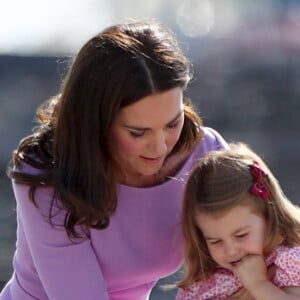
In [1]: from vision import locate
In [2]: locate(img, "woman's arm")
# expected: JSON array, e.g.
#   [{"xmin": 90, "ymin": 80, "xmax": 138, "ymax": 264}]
[{"xmin": 14, "ymin": 182, "xmax": 109, "ymax": 300}]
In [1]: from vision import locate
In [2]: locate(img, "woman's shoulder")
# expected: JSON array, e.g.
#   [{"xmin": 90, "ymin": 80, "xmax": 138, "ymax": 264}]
[
  {"xmin": 192, "ymin": 126, "xmax": 229, "ymax": 156},
  {"xmin": 10, "ymin": 131, "xmax": 54, "ymax": 176},
  {"xmin": 164, "ymin": 127, "xmax": 228, "ymax": 180},
  {"xmin": 202, "ymin": 126, "xmax": 229, "ymax": 147}
]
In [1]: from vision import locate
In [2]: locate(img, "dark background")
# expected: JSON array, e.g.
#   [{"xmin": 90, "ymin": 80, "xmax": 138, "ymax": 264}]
[{"xmin": 1, "ymin": 7, "xmax": 300, "ymax": 299}]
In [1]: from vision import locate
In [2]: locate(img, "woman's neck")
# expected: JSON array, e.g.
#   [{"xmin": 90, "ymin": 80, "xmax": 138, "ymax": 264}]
[{"xmin": 117, "ymin": 149, "xmax": 192, "ymax": 188}]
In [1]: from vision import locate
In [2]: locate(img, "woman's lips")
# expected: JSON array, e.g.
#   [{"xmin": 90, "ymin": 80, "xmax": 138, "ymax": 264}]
[{"xmin": 140, "ymin": 156, "xmax": 162, "ymax": 162}]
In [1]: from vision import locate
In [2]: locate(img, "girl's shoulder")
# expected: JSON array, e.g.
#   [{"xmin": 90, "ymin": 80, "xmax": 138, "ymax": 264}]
[
  {"xmin": 269, "ymin": 245, "xmax": 300, "ymax": 265},
  {"xmin": 270, "ymin": 246, "xmax": 300, "ymax": 288},
  {"xmin": 176, "ymin": 269, "xmax": 241, "ymax": 300}
]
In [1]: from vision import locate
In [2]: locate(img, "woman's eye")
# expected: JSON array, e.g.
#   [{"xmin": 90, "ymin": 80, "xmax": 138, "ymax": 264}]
[
  {"xmin": 167, "ymin": 122, "xmax": 179, "ymax": 129},
  {"xmin": 130, "ymin": 131, "xmax": 145, "ymax": 138}
]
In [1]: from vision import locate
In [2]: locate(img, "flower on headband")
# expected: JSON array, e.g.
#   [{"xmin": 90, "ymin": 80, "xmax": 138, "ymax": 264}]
[{"xmin": 249, "ymin": 161, "xmax": 271, "ymax": 200}]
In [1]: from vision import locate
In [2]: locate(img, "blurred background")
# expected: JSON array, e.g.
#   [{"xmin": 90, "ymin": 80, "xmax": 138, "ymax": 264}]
[{"xmin": 1, "ymin": 0, "xmax": 300, "ymax": 298}]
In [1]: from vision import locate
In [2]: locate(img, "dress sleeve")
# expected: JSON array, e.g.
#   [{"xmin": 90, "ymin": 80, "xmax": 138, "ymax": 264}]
[
  {"xmin": 201, "ymin": 127, "xmax": 230, "ymax": 152},
  {"xmin": 14, "ymin": 181, "xmax": 110, "ymax": 300},
  {"xmin": 273, "ymin": 246, "xmax": 300, "ymax": 288},
  {"xmin": 175, "ymin": 269, "xmax": 241, "ymax": 300},
  {"xmin": 176, "ymin": 284, "xmax": 201, "ymax": 300}
]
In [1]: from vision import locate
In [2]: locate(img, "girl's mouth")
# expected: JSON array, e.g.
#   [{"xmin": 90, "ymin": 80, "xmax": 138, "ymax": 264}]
[{"xmin": 230, "ymin": 258, "xmax": 243, "ymax": 266}]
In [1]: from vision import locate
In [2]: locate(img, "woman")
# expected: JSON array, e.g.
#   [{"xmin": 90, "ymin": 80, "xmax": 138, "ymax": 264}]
[{"xmin": 0, "ymin": 21, "xmax": 228, "ymax": 300}]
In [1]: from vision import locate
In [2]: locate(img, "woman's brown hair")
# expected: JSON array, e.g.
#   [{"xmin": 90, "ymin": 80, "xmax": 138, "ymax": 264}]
[{"xmin": 7, "ymin": 21, "xmax": 203, "ymax": 239}]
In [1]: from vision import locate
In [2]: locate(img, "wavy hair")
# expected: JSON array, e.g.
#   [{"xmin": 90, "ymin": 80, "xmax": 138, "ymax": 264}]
[
  {"xmin": 179, "ymin": 142, "xmax": 300, "ymax": 289},
  {"xmin": 8, "ymin": 21, "xmax": 203, "ymax": 239}
]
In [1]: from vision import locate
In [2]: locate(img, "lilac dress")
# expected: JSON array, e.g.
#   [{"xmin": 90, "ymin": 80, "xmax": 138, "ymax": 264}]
[{"xmin": 0, "ymin": 127, "xmax": 228, "ymax": 300}]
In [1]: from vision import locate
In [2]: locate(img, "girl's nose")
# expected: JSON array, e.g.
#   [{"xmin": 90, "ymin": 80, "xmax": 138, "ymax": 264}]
[{"xmin": 224, "ymin": 242, "xmax": 239, "ymax": 257}]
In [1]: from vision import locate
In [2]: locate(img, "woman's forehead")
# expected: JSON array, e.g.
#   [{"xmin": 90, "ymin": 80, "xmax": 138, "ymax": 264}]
[{"xmin": 117, "ymin": 88, "xmax": 183, "ymax": 124}]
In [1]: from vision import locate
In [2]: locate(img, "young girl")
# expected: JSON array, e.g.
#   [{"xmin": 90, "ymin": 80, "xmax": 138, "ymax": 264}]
[{"xmin": 177, "ymin": 143, "xmax": 300, "ymax": 300}]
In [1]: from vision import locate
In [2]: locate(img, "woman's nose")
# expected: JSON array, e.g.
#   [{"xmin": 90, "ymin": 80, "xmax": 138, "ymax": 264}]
[{"xmin": 148, "ymin": 131, "xmax": 167, "ymax": 155}]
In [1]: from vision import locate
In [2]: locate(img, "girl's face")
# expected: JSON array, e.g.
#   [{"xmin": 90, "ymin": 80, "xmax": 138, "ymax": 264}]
[
  {"xmin": 109, "ymin": 87, "xmax": 184, "ymax": 186},
  {"xmin": 195, "ymin": 203, "xmax": 267, "ymax": 271}
]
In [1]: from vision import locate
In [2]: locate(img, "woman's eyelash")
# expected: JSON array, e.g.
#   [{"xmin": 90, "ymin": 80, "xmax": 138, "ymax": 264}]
[
  {"xmin": 130, "ymin": 131, "xmax": 145, "ymax": 137},
  {"xmin": 129, "ymin": 122, "xmax": 179, "ymax": 137},
  {"xmin": 167, "ymin": 122, "xmax": 179, "ymax": 128}
]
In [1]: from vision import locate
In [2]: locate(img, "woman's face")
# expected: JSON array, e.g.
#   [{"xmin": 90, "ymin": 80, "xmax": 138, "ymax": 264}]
[{"xmin": 109, "ymin": 87, "xmax": 184, "ymax": 186}]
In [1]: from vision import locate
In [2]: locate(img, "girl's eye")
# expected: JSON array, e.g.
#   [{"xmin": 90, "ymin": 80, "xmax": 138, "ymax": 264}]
[
  {"xmin": 129, "ymin": 131, "xmax": 145, "ymax": 138},
  {"xmin": 208, "ymin": 240, "xmax": 221, "ymax": 245},
  {"xmin": 236, "ymin": 233, "xmax": 248, "ymax": 239}
]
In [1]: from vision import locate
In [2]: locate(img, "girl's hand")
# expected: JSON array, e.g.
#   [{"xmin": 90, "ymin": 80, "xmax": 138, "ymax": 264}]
[
  {"xmin": 227, "ymin": 287, "xmax": 255, "ymax": 300},
  {"xmin": 233, "ymin": 255, "xmax": 268, "ymax": 291},
  {"xmin": 228, "ymin": 262, "xmax": 276, "ymax": 299}
]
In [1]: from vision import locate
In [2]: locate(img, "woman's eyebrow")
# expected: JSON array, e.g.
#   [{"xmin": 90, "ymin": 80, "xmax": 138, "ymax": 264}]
[
  {"xmin": 123, "ymin": 111, "xmax": 183, "ymax": 131},
  {"xmin": 205, "ymin": 236, "xmax": 220, "ymax": 241}
]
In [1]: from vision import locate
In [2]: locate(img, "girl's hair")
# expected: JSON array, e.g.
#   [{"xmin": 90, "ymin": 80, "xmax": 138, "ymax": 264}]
[
  {"xmin": 179, "ymin": 142, "xmax": 300, "ymax": 289},
  {"xmin": 7, "ymin": 21, "xmax": 203, "ymax": 238}
]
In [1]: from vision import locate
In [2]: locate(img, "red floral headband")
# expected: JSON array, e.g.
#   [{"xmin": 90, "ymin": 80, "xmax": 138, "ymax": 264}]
[{"xmin": 249, "ymin": 161, "xmax": 271, "ymax": 200}]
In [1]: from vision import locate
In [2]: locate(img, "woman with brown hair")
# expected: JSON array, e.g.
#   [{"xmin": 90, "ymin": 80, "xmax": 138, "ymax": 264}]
[{"xmin": 0, "ymin": 21, "xmax": 228, "ymax": 299}]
